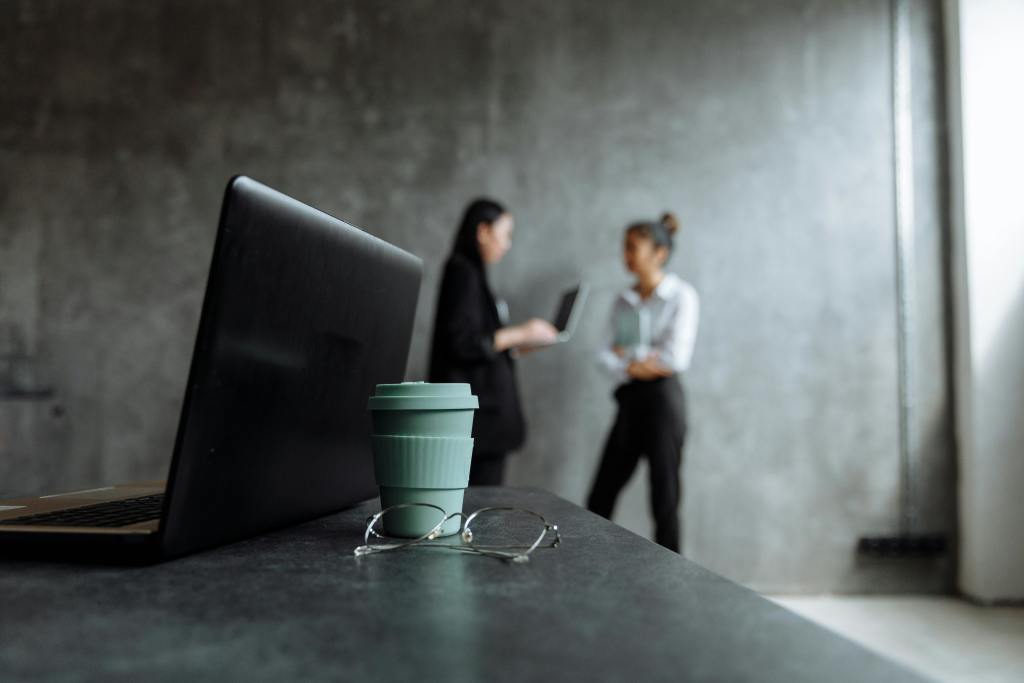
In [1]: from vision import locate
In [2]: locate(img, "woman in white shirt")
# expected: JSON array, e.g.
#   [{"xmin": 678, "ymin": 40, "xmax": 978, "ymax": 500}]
[{"xmin": 586, "ymin": 213, "xmax": 699, "ymax": 552}]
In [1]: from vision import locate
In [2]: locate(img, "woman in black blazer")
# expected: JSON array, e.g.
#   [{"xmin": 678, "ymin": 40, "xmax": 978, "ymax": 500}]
[{"xmin": 428, "ymin": 199, "xmax": 558, "ymax": 485}]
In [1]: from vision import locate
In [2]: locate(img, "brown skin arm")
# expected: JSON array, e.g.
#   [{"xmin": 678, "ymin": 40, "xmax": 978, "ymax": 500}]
[{"xmin": 626, "ymin": 353, "xmax": 674, "ymax": 381}]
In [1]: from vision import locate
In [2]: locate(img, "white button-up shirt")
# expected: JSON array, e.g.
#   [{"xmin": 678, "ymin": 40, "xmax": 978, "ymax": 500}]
[{"xmin": 597, "ymin": 273, "xmax": 700, "ymax": 383}]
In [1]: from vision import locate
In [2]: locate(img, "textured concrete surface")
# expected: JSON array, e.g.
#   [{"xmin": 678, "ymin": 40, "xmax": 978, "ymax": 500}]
[
  {"xmin": 0, "ymin": 1, "xmax": 954, "ymax": 592},
  {"xmin": 0, "ymin": 488, "xmax": 931, "ymax": 683},
  {"xmin": 774, "ymin": 595, "xmax": 1024, "ymax": 683}
]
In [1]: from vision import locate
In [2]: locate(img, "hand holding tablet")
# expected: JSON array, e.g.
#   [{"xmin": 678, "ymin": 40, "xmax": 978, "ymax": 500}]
[
  {"xmin": 549, "ymin": 283, "xmax": 589, "ymax": 344},
  {"xmin": 515, "ymin": 283, "xmax": 590, "ymax": 351}
]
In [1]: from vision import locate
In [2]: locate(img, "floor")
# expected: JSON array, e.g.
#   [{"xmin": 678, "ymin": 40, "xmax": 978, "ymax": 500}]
[{"xmin": 770, "ymin": 596, "xmax": 1024, "ymax": 683}]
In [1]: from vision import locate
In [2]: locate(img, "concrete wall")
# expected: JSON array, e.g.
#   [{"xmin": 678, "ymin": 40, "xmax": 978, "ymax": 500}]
[
  {"xmin": 945, "ymin": 0, "xmax": 1024, "ymax": 602},
  {"xmin": 0, "ymin": 0, "xmax": 955, "ymax": 592}
]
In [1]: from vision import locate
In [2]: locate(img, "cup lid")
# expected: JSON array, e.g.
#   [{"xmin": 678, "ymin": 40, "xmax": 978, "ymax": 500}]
[{"xmin": 367, "ymin": 382, "xmax": 479, "ymax": 411}]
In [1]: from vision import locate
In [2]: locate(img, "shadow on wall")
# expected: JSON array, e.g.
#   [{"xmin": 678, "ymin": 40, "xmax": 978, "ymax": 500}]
[{"xmin": 0, "ymin": 323, "xmax": 65, "ymax": 499}]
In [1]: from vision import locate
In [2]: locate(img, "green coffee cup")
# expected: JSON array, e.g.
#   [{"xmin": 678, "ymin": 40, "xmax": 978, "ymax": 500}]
[{"xmin": 367, "ymin": 382, "xmax": 479, "ymax": 537}]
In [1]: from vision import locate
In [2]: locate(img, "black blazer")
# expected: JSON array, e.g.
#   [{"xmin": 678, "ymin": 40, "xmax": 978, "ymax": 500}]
[{"xmin": 428, "ymin": 253, "xmax": 526, "ymax": 455}]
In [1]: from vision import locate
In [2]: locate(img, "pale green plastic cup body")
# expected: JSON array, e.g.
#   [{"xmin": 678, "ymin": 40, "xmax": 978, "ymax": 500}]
[
  {"xmin": 378, "ymin": 487, "xmax": 466, "ymax": 537},
  {"xmin": 370, "ymin": 410, "xmax": 474, "ymax": 438},
  {"xmin": 371, "ymin": 433, "xmax": 474, "ymax": 537},
  {"xmin": 367, "ymin": 383, "xmax": 478, "ymax": 538}
]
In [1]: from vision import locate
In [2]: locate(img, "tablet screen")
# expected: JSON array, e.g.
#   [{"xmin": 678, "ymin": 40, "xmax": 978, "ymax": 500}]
[{"xmin": 553, "ymin": 287, "xmax": 580, "ymax": 332}]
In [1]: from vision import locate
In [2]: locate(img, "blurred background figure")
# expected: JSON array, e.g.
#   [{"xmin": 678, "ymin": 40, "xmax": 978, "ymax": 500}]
[
  {"xmin": 588, "ymin": 213, "xmax": 699, "ymax": 552},
  {"xmin": 428, "ymin": 199, "xmax": 558, "ymax": 485}
]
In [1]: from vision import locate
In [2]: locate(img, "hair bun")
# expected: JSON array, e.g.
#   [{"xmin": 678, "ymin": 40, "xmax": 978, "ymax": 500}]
[{"xmin": 660, "ymin": 212, "xmax": 680, "ymax": 236}]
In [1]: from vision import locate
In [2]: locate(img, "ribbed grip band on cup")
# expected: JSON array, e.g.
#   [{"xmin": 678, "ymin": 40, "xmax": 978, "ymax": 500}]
[{"xmin": 372, "ymin": 435, "xmax": 474, "ymax": 488}]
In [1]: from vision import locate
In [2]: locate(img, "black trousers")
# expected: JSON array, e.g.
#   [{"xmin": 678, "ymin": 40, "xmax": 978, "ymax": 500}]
[
  {"xmin": 587, "ymin": 377, "xmax": 687, "ymax": 552},
  {"xmin": 469, "ymin": 452, "xmax": 507, "ymax": 486}
]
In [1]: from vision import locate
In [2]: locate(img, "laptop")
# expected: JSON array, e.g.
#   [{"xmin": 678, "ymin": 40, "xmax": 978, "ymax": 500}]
[
  {"xmin": 550, "ymin": 283, "xmax": 589, "ymax": 343},
  {"xmin": 0, "ymin": 176, "xmax": 422, "ymax": 562}
]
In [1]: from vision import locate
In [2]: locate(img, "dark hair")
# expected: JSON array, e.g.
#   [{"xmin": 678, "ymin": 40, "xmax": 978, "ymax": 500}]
[
  {"xmin": 451, "ymin": 198, "xmax": 507, "ymax": 267},
  {"xmin": 626, "ymin": 212, "xmax": 680, "ymax": 260}
]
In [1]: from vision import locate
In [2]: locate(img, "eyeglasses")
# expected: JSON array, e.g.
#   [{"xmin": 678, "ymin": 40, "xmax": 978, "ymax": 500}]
[{"xmin": 354, "ymin": 503, "xmax": 561, "ymax": 563}]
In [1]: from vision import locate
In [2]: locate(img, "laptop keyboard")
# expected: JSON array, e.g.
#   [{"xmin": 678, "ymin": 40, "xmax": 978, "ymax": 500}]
[{"xmin": 0, "ymin": 493, "xmax": 164, "ymax": 528}]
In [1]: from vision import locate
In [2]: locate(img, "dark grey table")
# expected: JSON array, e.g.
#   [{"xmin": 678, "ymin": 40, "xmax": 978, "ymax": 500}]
[{"xmin": 0, "ymin": 487, "xmax": 929, "ymax": 682}]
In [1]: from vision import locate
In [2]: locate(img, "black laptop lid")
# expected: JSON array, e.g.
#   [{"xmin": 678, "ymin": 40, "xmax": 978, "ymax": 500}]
[{"xmin": 160, "ymin": 177, "xmax": 421, "ymax": 558}]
